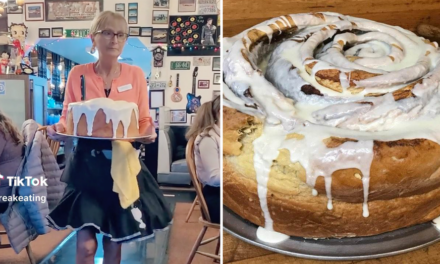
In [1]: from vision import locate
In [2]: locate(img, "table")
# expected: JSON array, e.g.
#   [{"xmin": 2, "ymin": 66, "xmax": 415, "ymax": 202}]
[{"xmin": 223, "ymin": 233, "xmax": 440, "ymax": 264}]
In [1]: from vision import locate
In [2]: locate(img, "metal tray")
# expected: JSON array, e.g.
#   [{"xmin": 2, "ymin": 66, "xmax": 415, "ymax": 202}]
[{"xmin": 223, "ymin": 206, "xmax": 440, "ymax": 261}]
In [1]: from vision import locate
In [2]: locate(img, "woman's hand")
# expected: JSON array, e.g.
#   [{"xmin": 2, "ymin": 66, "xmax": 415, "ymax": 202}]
[{"xmin": 47, "ymin": 123, "xmax": 68, "ymax": 141}]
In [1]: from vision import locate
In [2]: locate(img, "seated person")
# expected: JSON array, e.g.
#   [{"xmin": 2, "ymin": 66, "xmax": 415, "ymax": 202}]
[
  {"xmin": 186, "ymin": 96, "xmax": 220, "ymax": 223},
  {"xmin": 0, "ymin": 111, "xmax": 24, "ymax": 213}
]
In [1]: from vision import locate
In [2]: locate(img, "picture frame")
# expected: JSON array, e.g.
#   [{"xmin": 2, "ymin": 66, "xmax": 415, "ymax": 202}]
[
  {"xmin": 178, "ymin": 0, "xmax": 196, "ymax": 12},
  {"xmin": 129, "ymin": 27, "xmax": 141, "ymax": 36},
  {"xmin": 141, "ymin": 27, "xmax": 152, "ymax": 37},
  {"xmin": 39, "ymin": 28, "xmax": 50, "ymax": 38},
  {"xmin": 128, "ymin": 9, "xmax": 137, "ymax": 16},
  {"xmin": 150, "ymin": 90, "xmax": 165, "ymax": 108},
  {"xmin": 149, "ymin": 108, "xmax": 158, "ymax": 121},
  {"xmin": 128, "ymin": 2, "xmax": 138, "ymax": 10},
  {"xmin": 45, "ymin": 0, "xmax": 103, "ymax": 21},
  {"xmin": 213, "ymin": 73, "xmax": 221, "ymax": 85},
  {"xmin": 115, "ymin": 3, "xmax": 125, "ymax": 11},
  {"xmin": 212, "ymin": 90, "xmax": 220, "ymax": 100},
  {"xmin": 7, "ymin": 3, "xmax": 23, "ymax": 14},
  {"xmin": 198, "ymin": 80, "xmax": 210, "ymax": 89},
  {"xmin": 153, "ymin": 0, "xmax": 169, "ymax": 8},
  {"xmin": 151, "ymin": 28, "xmax": 168, "ymax": 43},
  {"xmin": 212, "ymin": 57, "xmax": 220, "ymax": 71},
  {"xmin": 116, "ymin": 10, "xmax": 125, "ymax": 17},
  {"xmin": 51, "ymin": 27, "xmax": 64, "ymax": 37},
  {"xmin": 170, "ymin": 109, "xmax": 187, "ymax": 123},
  {"xmin": 152, "ymin": 10, "xmax": 169, "ymax": 24},
  {"xmin": 128, "ymin": 16, "xmax": 138, "ymax": 24},
  {"xmin": 25, "ymin": 2, "xmax": 44, "ymax": 21}
]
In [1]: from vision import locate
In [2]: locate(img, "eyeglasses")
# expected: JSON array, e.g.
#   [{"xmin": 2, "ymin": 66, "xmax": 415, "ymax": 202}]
[{"xmin": 96, "ymin": 30, "xmax": 128, "ymax": 42}]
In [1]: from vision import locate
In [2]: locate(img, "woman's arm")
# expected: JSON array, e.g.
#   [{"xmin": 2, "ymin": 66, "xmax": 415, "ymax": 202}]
[
  {"xmin": 59, "ymin": 67, "xmax": 78, "ymax": 127},
  {"xmin": 135, "ymin": 67, "xmax": 156, "ymax": 142},
  {"xmin": 197, "ymin": 137, "xmax": 220, "ymax": 187}
]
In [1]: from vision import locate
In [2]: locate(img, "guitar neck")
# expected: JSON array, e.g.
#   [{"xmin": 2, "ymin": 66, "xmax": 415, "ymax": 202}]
[
  {"xmin": 192, "ymin": 77, "xmax": 196, "ymax": 94},
  {"xmin": 176, "ymin": 74, "xmax": 179, "ymax": 87}
]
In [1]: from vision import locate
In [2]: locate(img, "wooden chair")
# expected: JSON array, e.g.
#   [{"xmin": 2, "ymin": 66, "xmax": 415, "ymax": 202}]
[
  {"xmin": 0, "ymin": 231, "xmax": 36, "ymax": 264},
  {"xmin": 185, "ymin": 195, "xmax": 199, "ymax": 223},
  {"xmin": 37, "ymin": 125, "xmax": 60, "ymax": 157},
  {"xmin": 185, "ymin": 137, "xmax": 220, "ymax": 264}
]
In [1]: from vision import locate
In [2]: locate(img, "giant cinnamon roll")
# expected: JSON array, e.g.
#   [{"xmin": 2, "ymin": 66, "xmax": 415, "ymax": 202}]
[{"xmin": 223, "ymin": 12, "xmax": 440, "ymax": 239}]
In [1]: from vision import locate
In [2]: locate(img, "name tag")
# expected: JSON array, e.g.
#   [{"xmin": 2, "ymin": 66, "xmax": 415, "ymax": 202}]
[{"xmin": 118, "ymin": 84, "xmax": 132, "ymax": 92}]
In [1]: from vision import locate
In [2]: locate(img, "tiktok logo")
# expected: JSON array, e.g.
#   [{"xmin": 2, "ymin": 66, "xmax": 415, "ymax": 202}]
[{"xmin": 0, "ymin": 173, "xmax": 47, "ymax": 187}]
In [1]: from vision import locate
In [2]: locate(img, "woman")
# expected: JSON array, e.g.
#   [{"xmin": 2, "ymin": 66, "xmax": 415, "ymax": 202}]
[
  {"xmin": 0, "ymin": 111, "xmax": 23, "ymax": 213},
  {"xmin": 47, "ymin": 11, "xmax": 172, "ymax": 264},
  {"xmin": 186, "ymin": 96, "xmax": 220, "ymax": 223}
]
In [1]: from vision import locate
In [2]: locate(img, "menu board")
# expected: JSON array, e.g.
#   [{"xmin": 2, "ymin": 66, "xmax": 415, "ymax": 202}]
[{"xmin": 168, "ymin": 15, "xmax": 219, "ymax": 46}]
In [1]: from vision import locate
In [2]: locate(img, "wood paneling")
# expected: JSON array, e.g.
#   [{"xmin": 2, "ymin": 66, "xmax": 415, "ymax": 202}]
[{"xmin": 223, "ymin": 0, "xmax": 440, "ymax": 36}]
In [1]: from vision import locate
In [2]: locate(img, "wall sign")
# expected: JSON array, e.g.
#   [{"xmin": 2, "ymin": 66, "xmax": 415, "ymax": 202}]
[
  {"xmin": 153, "ymin": 46, "xmax": 165, "ymax": 67},
  {"xmin": 193, "ymin": 56, "xmax": 211, "ymax": 66},
  {"xmin": 198, "ymin": 0, "xmax": 217, "ymax": 14},
  {"xmin": 168, "ymin": 15, "xmax": 219, "ymax": 46},
  {"xmin": 170, "ymin": 61, "xmax": 191, "ymax": 70},
  {"xmin": 149, "ymin": 81, "xmax": 167, "ymax": 90},
  {"xmin": 46, "ymin": 0, "xmax": 103, "ymax": 21},
  {"xmin": 65, "ymin": 29, "xmax": 90, "ymax": 38}
]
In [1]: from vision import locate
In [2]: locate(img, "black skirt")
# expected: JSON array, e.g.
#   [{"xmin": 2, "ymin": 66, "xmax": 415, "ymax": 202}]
[{"xmin": 47, "ymin": 139, "xmax": 173, "ymax": 243}]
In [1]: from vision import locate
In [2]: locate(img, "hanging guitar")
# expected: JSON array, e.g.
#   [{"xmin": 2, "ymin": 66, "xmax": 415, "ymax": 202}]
[
  {"xmin": 171, "ymin": 73, "xmax": 183, "ymax": 103},
  {"xmin": 186, "ymin": 66, "xmax": 201, "ymax": 114}
]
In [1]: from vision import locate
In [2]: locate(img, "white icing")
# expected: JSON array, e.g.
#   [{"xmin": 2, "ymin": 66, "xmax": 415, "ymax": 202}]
[
  {"xmin": 256, "ymin": 226, "xmax": 289, "ymax": 243},
  {"xmin": 68, "ymin": 98, "xmax": 139, "ymax": 138},
  {"xmin": 223, "ymin": 12, "xmax": 440, "ymax": 236}
]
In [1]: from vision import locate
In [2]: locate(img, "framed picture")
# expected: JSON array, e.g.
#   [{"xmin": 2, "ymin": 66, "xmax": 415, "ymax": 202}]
[
  {"xmin": 178, "ymin": 0, "xmax": 196, "ymax": 12},
  {"xmin": 141, "ymin": 27, "xmax": 152, "ymax": 37},
  {"xmin": 213, "ymin": 73, "xmax": 221, "ymax": 85},
  {"xmin": 212, "ymin": 90, "xmax": 220, "ymax": 100},
  {"xmin": 152, "ymin": 10, "xmax": 169, "ymax": 24},
  {"xmin": 153, "ymin": 0, "xmax": 169, "ymax": 8},
  {"xmin": 115, "ymin": 3, "xmax": 125, "ymax": 11},
  {"xmin": 149, "ymin": 108, "xmax": 158, "ymax": 121},
  {"xmin": 129, "ymin": 27, "xmax": 140, "ymax": 36},
  {"xmin": 128, "ymin": 9, "xmax": 137, "ymax": 16},
  {"xmin": 151, "ymin": 28, "xmax": 168, "ymax": 43},
  {"xmin": 128, "ymin": 2, "xmax": 138, "ymax": 9},
  {"xmin": 52, "ymin": 27, "xmax": 63, "ymax": 37},
  {"xmin": 198, "ymin": 80, "xmax": 210, "ymax": 89},
  {"xmin": 25, "ymin": 2, "xmax": 44, "ymax": 21},
  {"xmin": 170, "ymin": 109, "xmax": 187, "ymax": 123},
  {"xmin": 116, "ymin": 10, "xmax": 125, "ymax": 17},
  {"xmin": 212, "ymin": 57, "xmax": 220, "ymax": 71},
  {"xmin": 150, "ymin": 90, "xmax": 165, "ymax": 108},
  {"xmin": 128, "ymin": 16, "xmax": 138, "ymax": 24},
  {"xmin": 39, "ymin": 28, "xmax": 50, "ymax": 38},
  {"xmin": 191, "ymin": 115, "xmax": 195, "ymax": 124},
  {"xmin": 46, "ymin": 0, "xmax": 103, "ymax": 21},
  {"xmin": 7, "ymin": 2, "xmax": 23, "ymax": 14}
]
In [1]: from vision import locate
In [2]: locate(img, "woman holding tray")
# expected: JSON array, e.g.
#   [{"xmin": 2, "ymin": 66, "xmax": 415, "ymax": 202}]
[{"xmin": 46, "ymin": 11, "xmax": 172, "ymax": 264}]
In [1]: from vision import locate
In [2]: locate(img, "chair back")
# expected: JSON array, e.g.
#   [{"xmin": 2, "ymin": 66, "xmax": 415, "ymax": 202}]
[
  {"xmin": 37, "ymin": 125, "xmax": 60, "ymax": 157},
  {"xmin": 185, "ymin": 137, "xmax": 212, "ymax": 223}
]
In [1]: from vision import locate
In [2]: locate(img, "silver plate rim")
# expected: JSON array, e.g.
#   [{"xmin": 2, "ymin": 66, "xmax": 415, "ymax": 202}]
[{"xmin": 223, "ymin": 206, "xmax": 440, "ymax": 261}]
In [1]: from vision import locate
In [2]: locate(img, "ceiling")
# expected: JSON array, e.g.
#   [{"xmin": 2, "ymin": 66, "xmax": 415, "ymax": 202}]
[{"xmin": 34, "ymin": 37, "xmax": 152, "ymax": 77}]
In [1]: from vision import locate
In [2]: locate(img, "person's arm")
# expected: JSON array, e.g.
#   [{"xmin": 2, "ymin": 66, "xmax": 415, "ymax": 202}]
[
  {"xmin": 197, "ymin": 137, "xmax": 220, "ymax": 187},
  {"xmin": 58, "ymin": 66, "xmax": 78, "ymax": 127},
  {"xmin": 135, "ymin": 67, "xmax": 155, "ymax": 139}
]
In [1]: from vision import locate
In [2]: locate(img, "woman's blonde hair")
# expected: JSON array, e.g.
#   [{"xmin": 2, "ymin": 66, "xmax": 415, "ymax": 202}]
[
  {"xmin": 0, "ymin": 111, "xmax": 22, "ymax": 145},
  {"xmin": 186, "ymin": 96, "xmax": 220, "ymax": 140},
  {"xmin": 90, "ymin": 11, "xmax": 128, "ymax": 35}
]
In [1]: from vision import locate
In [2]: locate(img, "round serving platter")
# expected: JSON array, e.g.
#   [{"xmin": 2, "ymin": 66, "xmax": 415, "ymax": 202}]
[
  {"xmin": 55, "ymin": 132, "xmax": 152, "ymax": 141},
  {"xmin": 223, "ymin": 206, "xmax": 440, "ymax": 261}
]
